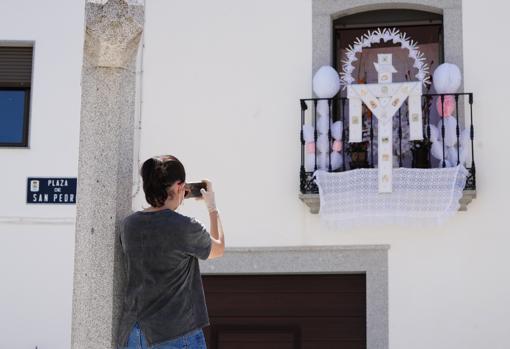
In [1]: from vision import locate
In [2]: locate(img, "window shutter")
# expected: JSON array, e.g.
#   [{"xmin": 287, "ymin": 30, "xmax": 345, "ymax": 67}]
[{"xmin": 0, "ymin": 46, "xmax": 33, "ymax": 86}]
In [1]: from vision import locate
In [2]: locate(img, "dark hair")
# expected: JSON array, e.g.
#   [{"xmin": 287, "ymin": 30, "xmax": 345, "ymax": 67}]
[{"xmin": 140, "ymin": 155, "xmax": 186, "ymax": 207}]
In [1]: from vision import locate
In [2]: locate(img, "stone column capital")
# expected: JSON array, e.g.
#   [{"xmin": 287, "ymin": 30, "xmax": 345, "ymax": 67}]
[{"xmin": 85, "ymin": 0, "xmax": 144, "ymax": 68}]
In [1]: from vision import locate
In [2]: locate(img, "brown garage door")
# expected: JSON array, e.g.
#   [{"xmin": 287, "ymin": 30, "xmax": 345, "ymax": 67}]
[{"xmin": 202, "ymin": 274, "xmax": 366, "ymax": 349}]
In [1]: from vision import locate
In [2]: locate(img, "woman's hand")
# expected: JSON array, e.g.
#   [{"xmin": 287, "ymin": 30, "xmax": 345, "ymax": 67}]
[{"xmin": 200, "ymin": 180, "xmax": 217, "ymax": 213}]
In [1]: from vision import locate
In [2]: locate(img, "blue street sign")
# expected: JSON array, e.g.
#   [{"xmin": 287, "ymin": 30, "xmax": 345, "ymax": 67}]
[{"xmin": 27, "ymin": 177, "xmax": 77, "ymax": 204}]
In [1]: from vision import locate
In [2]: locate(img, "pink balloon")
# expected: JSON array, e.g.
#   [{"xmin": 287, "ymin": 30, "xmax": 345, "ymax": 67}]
[
  {"xmin": 332, "ymin": 140, "xmax": 343, "ymax": 152},
  {"xmin": 436, "ymin": 95, "xmax": 456, "ymax": 117},
  {"xmin": 305, "ymin": 142, "xmax": 316, "ymax": 154}
]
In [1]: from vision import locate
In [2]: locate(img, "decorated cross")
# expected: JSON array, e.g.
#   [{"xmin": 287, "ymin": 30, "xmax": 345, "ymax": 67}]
[{"xmin": 347, "ymin": 53, "xmax": 424, "ymax": 193}]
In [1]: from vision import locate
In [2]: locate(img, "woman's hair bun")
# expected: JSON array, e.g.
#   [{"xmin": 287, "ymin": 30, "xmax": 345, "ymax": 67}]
[{"xmin": 140, "ymin": 155, "xmax": 186, "ymax": 207}]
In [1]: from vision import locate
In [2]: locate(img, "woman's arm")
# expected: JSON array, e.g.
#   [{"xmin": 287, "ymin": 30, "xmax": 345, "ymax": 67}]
[
  {"xmin": 200, "ymin": 180, "xmax": 225, "ymax": 259},
  {"xmin": 207, "ymin": 211, "xmax": 225, "ymax": 259}
]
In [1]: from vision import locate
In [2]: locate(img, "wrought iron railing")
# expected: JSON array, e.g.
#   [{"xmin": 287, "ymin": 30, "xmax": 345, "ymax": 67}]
[{"xmin": 299, "ymin": 93, "xmax": 476, "ymax": 194}]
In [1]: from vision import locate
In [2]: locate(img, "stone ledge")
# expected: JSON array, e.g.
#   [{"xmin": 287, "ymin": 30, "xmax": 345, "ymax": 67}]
[
  {"xmin": 299, "ymin": 189, "xmax": 476, "ymax": 214},
  {"xmin": 217, "ymin": 245, "xmax": 391, "ymax": 253}
]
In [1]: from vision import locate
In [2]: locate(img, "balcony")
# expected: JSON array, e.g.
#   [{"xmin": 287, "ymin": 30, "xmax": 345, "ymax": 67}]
[{"xmin": 299, "ymin": 93, "xmax": 476, "ymax": 213}]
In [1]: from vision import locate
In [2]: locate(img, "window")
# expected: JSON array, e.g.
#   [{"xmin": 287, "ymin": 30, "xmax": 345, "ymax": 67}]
[
  {"xmin": 333, "ymin": 9, "xmax": 443, "ymax": 94},
  {"xmin": 303, "ymin": 4, "xmax": 475, "ymax": 212},
  {"xmin": 0, "ymin": 46, "xmax": 33, "ymax": 147}
]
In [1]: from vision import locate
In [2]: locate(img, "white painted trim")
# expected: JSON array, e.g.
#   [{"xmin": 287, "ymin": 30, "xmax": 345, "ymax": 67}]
[{"xmin": 0, "ymin": 216, "xmax": 75, "ymax": 225}]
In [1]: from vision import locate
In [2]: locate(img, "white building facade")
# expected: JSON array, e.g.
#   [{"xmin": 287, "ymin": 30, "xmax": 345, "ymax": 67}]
[{"xmin": 0, "ymin": 0, "xmax": 509, "ymax": 348}]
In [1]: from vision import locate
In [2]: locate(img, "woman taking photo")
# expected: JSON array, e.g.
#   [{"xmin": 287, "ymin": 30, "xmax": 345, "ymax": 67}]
[{"xmin": 117, "ymin": 155, "xmax": 225, "ymax": 349}]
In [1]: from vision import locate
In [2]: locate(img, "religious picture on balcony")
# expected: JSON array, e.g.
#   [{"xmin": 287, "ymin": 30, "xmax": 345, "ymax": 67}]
[
  {"xmin": 303, "ymin": 26, "xmax": 476, "ymax": 227},
  {"xmin": 341, "ymin": 29, "xmax": 431, "ymax": 193}
]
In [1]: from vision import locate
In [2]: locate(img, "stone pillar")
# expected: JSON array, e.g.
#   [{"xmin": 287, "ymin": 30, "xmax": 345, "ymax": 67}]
[{"xmin": 71, "ymin": 1, "xmax": 143, "ymax": 348}]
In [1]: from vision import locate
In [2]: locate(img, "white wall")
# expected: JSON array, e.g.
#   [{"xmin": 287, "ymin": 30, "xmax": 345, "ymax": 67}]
[
  {"xmin": 0, "ymin": 0, "xmax": 508, "ymax": 348},
  {"xmin": 136, "ymin": 0, "xmax": 312, "ymax": 244},
  {"xmin": 0, "ymin": 1, "xmax": 84, "ymax": 348},
  {"xmin": 138, "ymin": 1, "xmax": 510, "ymax": 348}
]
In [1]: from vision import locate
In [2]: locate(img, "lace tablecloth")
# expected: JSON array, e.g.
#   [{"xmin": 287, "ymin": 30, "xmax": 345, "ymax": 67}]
[{"xmin": 314, "ymin": 165, "xmax": 468, "ymax": 229}]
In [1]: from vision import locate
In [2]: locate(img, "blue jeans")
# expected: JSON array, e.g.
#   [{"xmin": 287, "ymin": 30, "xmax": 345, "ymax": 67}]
[{"xmin": 121, "ymin": 322, "xmax": 207, "ymax": 349}]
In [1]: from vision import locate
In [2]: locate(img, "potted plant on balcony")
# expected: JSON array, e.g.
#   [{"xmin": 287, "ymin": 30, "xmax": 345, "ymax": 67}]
[
  {"xmin": 347, "ymin": 141, "xmax": 370, "ymax": 169},
  {"xmin": 410, "ymin": 139, "xmax": 432, "ymax": 168}
]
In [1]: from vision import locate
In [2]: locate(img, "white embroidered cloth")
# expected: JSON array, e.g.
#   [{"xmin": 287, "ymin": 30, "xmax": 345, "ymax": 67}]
[{"xmin": 314, "ymin": 165, "xmax": 468, "ymax": 229}]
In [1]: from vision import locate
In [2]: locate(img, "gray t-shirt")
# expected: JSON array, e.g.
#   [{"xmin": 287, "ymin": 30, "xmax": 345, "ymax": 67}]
[{"xmin": 116, "ymin": 208, "xmax": 212, "ymax": 347}]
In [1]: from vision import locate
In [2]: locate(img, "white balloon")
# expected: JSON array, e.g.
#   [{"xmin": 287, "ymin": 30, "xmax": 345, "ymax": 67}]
[
  {"xmin": 313, "ymin": 66, "xmax": 341, "ymax": 98},
  {"xmin": 459, "ymin": 146, "xmax": 467, "ymax": 164},
  {"xmin": 304, "ymin": 152, "xmax": 316, "ymax": 172},
  {"xmin": 330, "ymin": 151, "xmax": 343, "ymax": 171},
  {"xmin": 316, "ymin": 100, "xmax": 330, "ymax": 118},
  {"xmin": 427, "ymin": 125, "xmax": 439, "ymax": 142},
  {"xmin": 316, "ymin": 134, "xmax": 330, "ymax": 153},
  {"xmin": 447, "ymin": 146, "xmax": 459, "ymax": 165},
  {"xmin": 460, "ymin": 128, "xmax": 470, "ymax": 147},
  {"xmin": 316, "ymin": 115, "xmax": 330, "ymax": 134},
  {"xmin": 437, "ymin": 159, "xmax": 453, "ymax": 168},
  {"xmin": 445, "ymin": 117, "xmax": 458, "ymax": 147},
  {"xmin": 317, "ymin": 151, "xmax": 330, "ymax": 170},
  {"xmin": 331, "ymin": 121, "xmax": 343, "ymax": 140},
  {"xmin": 437, "ymin": 117, "xmax": 458, "ymax": 147},
  {"xmin": 433, "ymin": 63, "xmax": 462, "ymax": 94},
  {"xmin": 302, "ymin": 124, "xmax": 315, "ymax": 143},
  {"xmin": 460, "ymin": 145, "xmax": 472, "ymax": 166},
  {"xmin": 431, "ymin": 140, "xmax": 445, "ymax": 160}
]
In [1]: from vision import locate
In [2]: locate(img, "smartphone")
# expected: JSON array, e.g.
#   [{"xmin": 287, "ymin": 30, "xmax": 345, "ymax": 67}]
[{"xmin": 184, "ymin": 182, "xmax": 207, "ymax": 199}]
